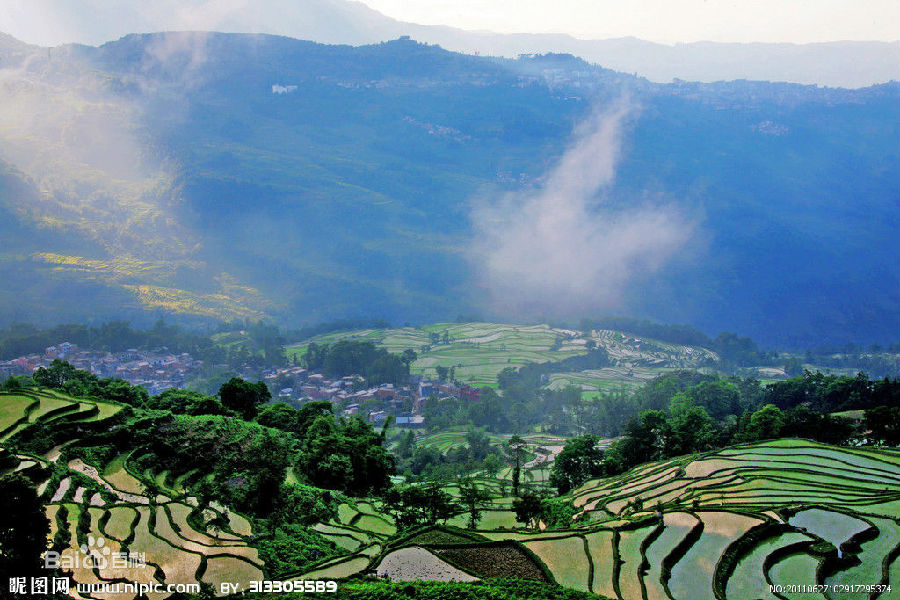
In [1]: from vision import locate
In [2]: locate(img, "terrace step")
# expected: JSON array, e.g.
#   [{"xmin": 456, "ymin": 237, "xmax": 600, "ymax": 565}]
[
  {"xmin": 523, "ymin": 535, "xmax": 591, "ymax": 593},
  {"xmin": 585, "ymin": 530, "xmax": 617, "ymax": 599},
  {"xmin": 725, "ymin": 530, "xmax": 814, "ymax": 600},
  {"xmin": 644, "ymin": 512, "xmax": 701, "ymax": 600},
  {"xmin": 766, "ymin": 545, "xmax": 827, "ymax": 600},
  {"xmin": 668, "ymin": 511, "xmax": 762, "ymax": 600},
  {"xmin": 822, "ymin": 517, "xmax": 898, "ymax": 600},
  {"xmin": 616, "ymin": 525, "xmax": 657, "ymax": 600},
  {"xmin": 876, "ymin": 551, "xmax": 899, "ymax": 600}
]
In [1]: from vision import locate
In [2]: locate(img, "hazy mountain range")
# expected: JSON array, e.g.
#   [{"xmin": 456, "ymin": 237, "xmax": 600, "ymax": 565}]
[
  {"xmin": 0, "ymin": 30, "xmax": 897, "ymax": 348},
  {"xmin": 2, "ymin": 0, "xmax": 898, "ymax": 88}
]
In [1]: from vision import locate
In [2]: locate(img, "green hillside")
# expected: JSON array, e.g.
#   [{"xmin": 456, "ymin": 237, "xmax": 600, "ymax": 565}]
[
  {"xmin": 287, "ymin": 322, "xmax": 718, "ymax": 389},
  {"xmin": 0, "ymin": 33, "xmax": 897, "ymax": 346},
  {"xmin": 290, "ymin": 323, "xmax": 584, "ymax": 387}
]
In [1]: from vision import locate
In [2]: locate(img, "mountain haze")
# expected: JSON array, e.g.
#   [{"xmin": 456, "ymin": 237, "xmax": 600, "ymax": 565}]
[
  {"xmin": 0, "ymin": 32, "xmax": 897, "ymax": 347},
  {"xmin": 1, "ymin": 0, "xmax": 898, "ymax": 87}
]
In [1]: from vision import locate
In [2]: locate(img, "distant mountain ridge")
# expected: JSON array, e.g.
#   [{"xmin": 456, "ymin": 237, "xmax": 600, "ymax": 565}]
[
  {"xmin": 0, "ymin": 32, "xmax": 897, "ymax": 347},
  {"xmin": 1, "ymin": 0, "xmax": 898, "ymax": 87}
]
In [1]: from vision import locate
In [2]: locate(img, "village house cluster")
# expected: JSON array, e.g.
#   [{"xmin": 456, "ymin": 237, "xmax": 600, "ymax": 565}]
[
  {"xmin": 263, "ymin": 366, "xmax": 483, "ymax": 428},
  {"xmin": 2, "ymin": 343, "xmax": 485, "ymax": 426},
  {"xmin": 0, "ymin": 342, "xmax": 203, "ymax": 395}
]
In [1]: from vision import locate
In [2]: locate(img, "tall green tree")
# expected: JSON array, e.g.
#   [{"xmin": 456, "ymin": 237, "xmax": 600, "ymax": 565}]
[
  {"xmin": 512, "ymin": 491, "xmax": 545, "ymax": 530},
  {"xmin": 741, "ymin": 404, "xmax": 786, "ymax": 441},
  {"xmin": 481, "ymin": 453, "xmax": 501, "ymax": 478},
  {"xmin": 219, "ymin": 377, "xmax": 270, "ymax": 420},
  {"xmin": 396, "ymin": 430, "xmax": 417, "ymax": 460},
  {"xmin": 298, "ymin": 415, "xmax": 394, "ymax": 495},
  {"xmin": 666, "ymin": 395, "xmax": 718, "ymax": 455},
  {"xmin": 619, "ymin": 410, "xmax": 670, "ymax": 466},
  {"xmin": 400, "ymin": 349, "xmax": 418, "ymax": 368},
  {"xmin": 457, "ymin": 477, "xmax": 491, "ymax": 529},
  {"xmin": 684, "ymin": 380, "xmax": 742, "ymax": 421},
  {"xmin": 465, "ymin": 427, "xmax": 491, "ymax": 462},
  {"xmin": 504, "ymin": 435, "xmax": 527, "ymax": 496},
  {"xmin": 32, "ymin": 359, "xmax": 77, "ymax": 388},
  {"xmin": 383, "ymin": 483, "xmax": 459, "ymax": 530},
  {"xmin": 865, "ymin": 405, "xmax": 900, "ymax": 444},
  {"xmin": 548, "ymin": 435, "xmax": 605, "ymax": 495}
]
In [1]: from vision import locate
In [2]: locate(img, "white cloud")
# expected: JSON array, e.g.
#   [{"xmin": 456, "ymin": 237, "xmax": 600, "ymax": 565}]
[{"xmin": 471, "ymin": 101, "xmax": 694, "ymax": 317}]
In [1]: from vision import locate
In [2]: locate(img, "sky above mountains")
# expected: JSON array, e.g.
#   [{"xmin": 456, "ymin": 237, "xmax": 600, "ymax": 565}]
[
  {"xmin": 361, "ymin": 0, "xmax": 900, "ymax": 44},
  {"xmin": 1, "ymin": 0, "xmax": 897, "ymax": 47}
]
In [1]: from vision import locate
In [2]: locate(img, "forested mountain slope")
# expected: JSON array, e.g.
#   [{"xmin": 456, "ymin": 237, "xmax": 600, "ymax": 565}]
[{"xmin": 0, "ymin": 33, "xmax": 897, "ymax": 346}]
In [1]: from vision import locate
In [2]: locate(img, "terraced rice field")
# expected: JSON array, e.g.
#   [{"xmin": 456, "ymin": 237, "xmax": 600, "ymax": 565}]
[
  {"xmin": 2, "ymin": 390, "xmax": 116, "ymax": 442},
  {"xmin": 413, "ymin": 430, "xmax": 564, "ymax": 496},
  {"xmin": 310, "ymin": 440, "xmax": 900, "ymax": 600},
  {"xmin": 573, "ymin": 442, "xmax": 900, "ymax": 519},
  {"xmin": 447, "ymin": 509, "xmax": 519, "ymax": 530},
  {"xmin": 826, "ymin": 517, "xmax": 900, "ymax": 599},
  {"xmin": 726, "ymin": 531, "xmax": 815, "ymax": 600},
  {"xmin": 585, "ymin": 530, "xmax": 617, "ymax": 598},
  {"xmin": 103, "ymin": 453, "xmax": 146, "ymax": 495},
  {"xmin": 288, "ymin": 322, "xmax": 718, "ymax": 390},
  {"xmin": 0, "ymin": 389, "xmax": 261, "ymax": 600},
  {"xmin": 6, "ymin": 389, "xmax": 900, "ymax": 600},
  {"xmin": 669, "ymin": 512, "xmax": 763, "ymax": 600},
  {"xmin": 787, "ymin": 508, "xmax": 871, "ymax": 548},
  {"xmin": 617, "ymin": 526, "xmax": 656, "ymax": 600},
  {"xmin": 1, "ymin": 393, "xmax": 38, "ymax": 422},
  {"xmin": 768, "ymin": 552, "xmax": 827, "ymax": 600},
  {"xmin": 201, "ymin": 556, "xmax": 263, "ymax": 589},
  {"xmin": 644, "ymin": 512, "xmax": 699, "ymax": 600},
  {"xmin": 547, "ymin": 367, "xmax": 679, "ymax": 392},
  {"xmin": 417, "ymin": 428, "xmax": 566, "ymax": 454},
  {"xmin": 289, "ymin": 322, "xmax": 587, "ymax": 386},
  {"xmin": 524, "ymin": 535, "xmax": 591, "ymax": 591},
  {"xmin": 293, "ymin": 555, "xmax": 371, "ymax": 580},
  {"xmin": 27, "ymin": 394, "xmax": 76, "ymax": 421},
  {"xmin": 545, "ymin": 331, "xmax": 718, "ymax": 396}
]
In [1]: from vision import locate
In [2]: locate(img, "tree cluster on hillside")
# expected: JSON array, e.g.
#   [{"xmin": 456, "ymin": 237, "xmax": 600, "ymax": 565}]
[
  {"xmin": 865, "ymin": 406, "xmax": 900, "ymax": 445},
  {"xmin": 9, "ymin": 362, "xmax": 394, "ymax": 506},
  {"xmin": 4, "ymin": 361, "xmax": 406, "ymax": 579},
  {"xmin": 393, "ymin": 427, "xmax": 502, "ymax": 480},
  {"xmin": 422, "ymin": 380, "xmax": 595, "ymax": 435},
  {"xmin": 219, "ymin": 377, "xmax": 271, "ymax": 419},
  {"xmin": 578, "ymin": 317, "xmax": 777, "ymax": 366},
  {"xmin": 801, "ymin": 351, "xmax": 899, "ymax": 379},
  {"xmin": 763, "ymin": 370, "xmax": 900, "ymax": 412},
  {"xmin": 383, "ymin": 483, "xmax": 459, "ymax": 530},
  {"xmin": 544, "ymin": 371, "xmax": 900, "ymax": 494},
  {"xmin": 134, "ymin": 415, "xmax": 293, "ymax": 514},
  {"xmin": 303, "ymin": 340, "xmax": 409, "ymax": 385},
  {"xmin": 255, "ymin": 400, "xmax": 395, "ymax": 495},
  {"xmin": 548, "ymin": 435, "xmax": 605, "ymax": 494},
  {"xmin": 0, "ymin": 319, "xmax": 212, "ymax": 360},
  {"xmin": 498, "ymin": 347, "xmax": 611, "ymax": 391},
  {"xmin": 26, "ymin": 359, "xmax": 151, "ymax": 406}
]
